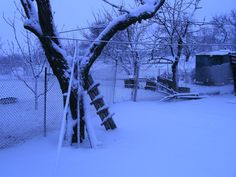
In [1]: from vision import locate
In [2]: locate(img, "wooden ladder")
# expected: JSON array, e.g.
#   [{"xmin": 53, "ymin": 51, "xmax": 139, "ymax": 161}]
[{"xmin": 86, "ymin": 75, "xmax": 117, "ymax": 130}]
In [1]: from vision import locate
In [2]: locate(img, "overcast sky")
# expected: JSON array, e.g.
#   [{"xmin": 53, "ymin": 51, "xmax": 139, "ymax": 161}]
[{"xmin": 0, "ymin": 0, "xmax": 236, "ymax": 49}]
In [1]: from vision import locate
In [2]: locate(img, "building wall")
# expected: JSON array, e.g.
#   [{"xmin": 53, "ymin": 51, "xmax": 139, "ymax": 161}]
[{"xmin": 196, "ymin": 55, "xmax": 233, "ymax": 85}]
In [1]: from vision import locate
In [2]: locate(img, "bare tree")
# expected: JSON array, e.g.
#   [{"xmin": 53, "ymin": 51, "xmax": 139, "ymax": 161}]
[
  {"xmin": 193, "ymin": 9, "xmax": 236, "ymax": 54},
  {"xmin": 153, "ymin": 0, "xmax": 201, "ymax": 90},
  {"xmin": 19, "ymin": 0, "xmax": 165, "ymax": 145},
  {"xmin": 4, "ymin": 17, "xmax": 46, "ymax": 110},
  {"xmin": 212, "ymin": 9, "xmax": 236, "ymax": 95},
  {"xmin": 212, "ymin": 9, "xmax": 236, "ymax": 50}
]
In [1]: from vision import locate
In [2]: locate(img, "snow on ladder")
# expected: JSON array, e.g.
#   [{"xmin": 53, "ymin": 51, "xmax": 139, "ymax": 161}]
[{"xmin": 86, "ymin": 74, "xmax": 117, "ymax": 130}]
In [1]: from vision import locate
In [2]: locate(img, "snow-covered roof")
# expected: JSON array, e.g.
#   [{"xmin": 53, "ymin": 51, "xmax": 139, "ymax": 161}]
[{"xmin": 197, "ymin": 50, "xmax": 236, "ymax": 56}]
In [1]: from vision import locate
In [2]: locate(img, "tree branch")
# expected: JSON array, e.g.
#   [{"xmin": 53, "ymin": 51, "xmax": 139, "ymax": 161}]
[
  {"xmin": 20, "ymin": 0, "xmax": 42, "ymax": 37},
  {"xmin": 82, "ymin": 0, "xmax": 165, "ymax": 74}
]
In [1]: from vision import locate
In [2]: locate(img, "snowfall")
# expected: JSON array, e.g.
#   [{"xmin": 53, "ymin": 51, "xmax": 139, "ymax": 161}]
[{"xmin": 0, "ymin": 94, "xmax": 236, "ymax": 177}]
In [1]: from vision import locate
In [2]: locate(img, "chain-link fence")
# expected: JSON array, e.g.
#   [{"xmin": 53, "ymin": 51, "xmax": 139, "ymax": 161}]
[
  {"xmin": 0, "ymin": 53, "xmax": 235, "ymax": 149},
  {"xmin": 91, "ymin": 60, "xmax": 164, "ymax": 104},
  {"xmin": 0, "ymin": 73, "xmax": 63, "ymax": 149},
  {"xmin": 91, "ymin": 57, "xmax": 234, "ymax": 104}
]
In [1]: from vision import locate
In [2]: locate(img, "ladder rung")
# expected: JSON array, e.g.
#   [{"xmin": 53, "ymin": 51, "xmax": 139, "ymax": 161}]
[
  {"xmin": 96, "ymin": 105, "xmax": 109, "ymax": 114},
  {"xmin": 101, "ymin": 113, "xmax": 115, "ymax": 126},
  {"xmin": 90, "ymin": 95, "xmax": 103, "ymax": 105},
  {"xmin": 88, "ymin": 83, "xmax": 100, "ymax": 93}
]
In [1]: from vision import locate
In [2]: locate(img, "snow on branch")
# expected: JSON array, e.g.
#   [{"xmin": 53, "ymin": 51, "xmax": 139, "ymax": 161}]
[
  {"xmin": 81, "ymin": 0, "xmax": 165, "ymax": 72},
  {"xmin": 20, "ymin": 0, "xmax": 61, "ymax": 47},
  {"xmin": 20, "ymin": 0, "xmax": 42, "ymax": 37},
  {"xmin": 20, "ymin": 0, "xmax": 72, "ymax": 81}
]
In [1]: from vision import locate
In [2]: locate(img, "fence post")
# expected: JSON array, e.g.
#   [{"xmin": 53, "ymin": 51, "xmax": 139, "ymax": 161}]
[
  {"xmin": 44, "ymin": 67, "xmax": 47, "ymax": 137},
  {"xmin": 112, "ymin": 59, "xmax": 118, "ymax": 103},
  {"xmin": 133, "ymin": 61, "xmax": 139, "ymax": 102}
]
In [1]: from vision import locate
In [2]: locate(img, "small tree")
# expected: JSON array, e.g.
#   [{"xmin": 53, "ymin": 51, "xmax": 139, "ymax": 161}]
[{"xmin": 4, "ymin": 17, "xmax": 46, "ymax": 110}]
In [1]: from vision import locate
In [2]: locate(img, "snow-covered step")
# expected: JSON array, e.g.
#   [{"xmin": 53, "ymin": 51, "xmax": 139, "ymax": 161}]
[
  {"xmin": 90, "ymin": 95, "xmax": 104, "ymax": 105},
  {"xmin": 96, "ymin": 105, "xmax": 109, "ymax": 115},
  {"xmin": 88, "ymin": 83, "xmax": 100, "ymax": 93},
  {"xmin": 101, "ymin": 113, "xmax": 115, "ymax": 126},
  {"xmin": 86, "ymin": 74, "xmax": 116, "ymax": 130}
]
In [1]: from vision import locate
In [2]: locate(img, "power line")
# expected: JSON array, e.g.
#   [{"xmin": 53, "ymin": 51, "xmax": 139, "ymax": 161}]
[
  {"xmin": 58, "ymin": 25, "xmax": 106, "ymax": 34},
  {"xmin": 58, "ymin": 21, "xmax": 234, "ymax": 34},
  {"xmin": 45, "ymin": 35, "xmax": 236, "ymax": 46}
]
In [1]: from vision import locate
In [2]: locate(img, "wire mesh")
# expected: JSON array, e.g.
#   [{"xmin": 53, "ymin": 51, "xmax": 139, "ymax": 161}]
[{"xmin": 0, "ymin": 74, "xmax": 63, "ymax": 149}]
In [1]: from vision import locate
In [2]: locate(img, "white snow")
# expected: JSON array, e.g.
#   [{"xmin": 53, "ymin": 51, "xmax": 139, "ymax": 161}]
[
  {"xmin": 0, "ymin": 95, "xmax": 236, "ymax": 177},
  {"xmin": 22, "ymin": 0, "xmax": 43, "ymax": 36},
  {"xmin": 83, "ymin": 93, "xmax": 99, "ymax": 148},
  {"xmin": 197, "ymin": 50, "xmax": 236, "ymax": 56}
]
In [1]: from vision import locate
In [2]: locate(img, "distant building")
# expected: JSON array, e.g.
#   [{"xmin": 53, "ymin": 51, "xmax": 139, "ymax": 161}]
[{"xmin": 195, "ymin": 50, "xmax": 236, "ymax": 85}]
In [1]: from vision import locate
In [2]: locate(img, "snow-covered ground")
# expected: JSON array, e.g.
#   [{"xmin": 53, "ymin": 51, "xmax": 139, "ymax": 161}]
[
  {"xmin": 0, "ymin": 62, "xmax": 234, "ymax": 149},
  {"xmin": 0, "ymin": 95, "xmax": 236, "ymax": 177}
]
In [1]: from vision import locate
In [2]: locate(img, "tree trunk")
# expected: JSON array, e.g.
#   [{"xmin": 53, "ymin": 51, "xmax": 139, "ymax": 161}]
[
  {"xmin": 171, "ymin": 40, "xmax": 183, "ymax": 91},
  {"xmin": 171, "ymin": 60, "xmax": 178, "ymax": 90},
  {"xmin": 79, "ymin": 94, "xmax": 85, "ymax": 143},
  {"xmin": 62, "ymin": 87, "xmax": 79, "ymax": 144}
]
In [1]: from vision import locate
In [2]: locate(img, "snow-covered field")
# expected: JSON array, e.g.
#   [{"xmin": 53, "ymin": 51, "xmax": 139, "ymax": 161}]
[
  {"xmin": 0, "ymin": 95, "xmax": 236, "ymax": 177},
  {"xmin": 0, "ymin": 62, "xmax": 235, "ymax": 177}
]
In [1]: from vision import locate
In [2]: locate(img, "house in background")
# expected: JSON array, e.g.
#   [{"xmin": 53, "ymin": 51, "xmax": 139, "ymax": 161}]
[{"xmin": 195, "ymin": 50, "xmax": 236, "ymax": 85}]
